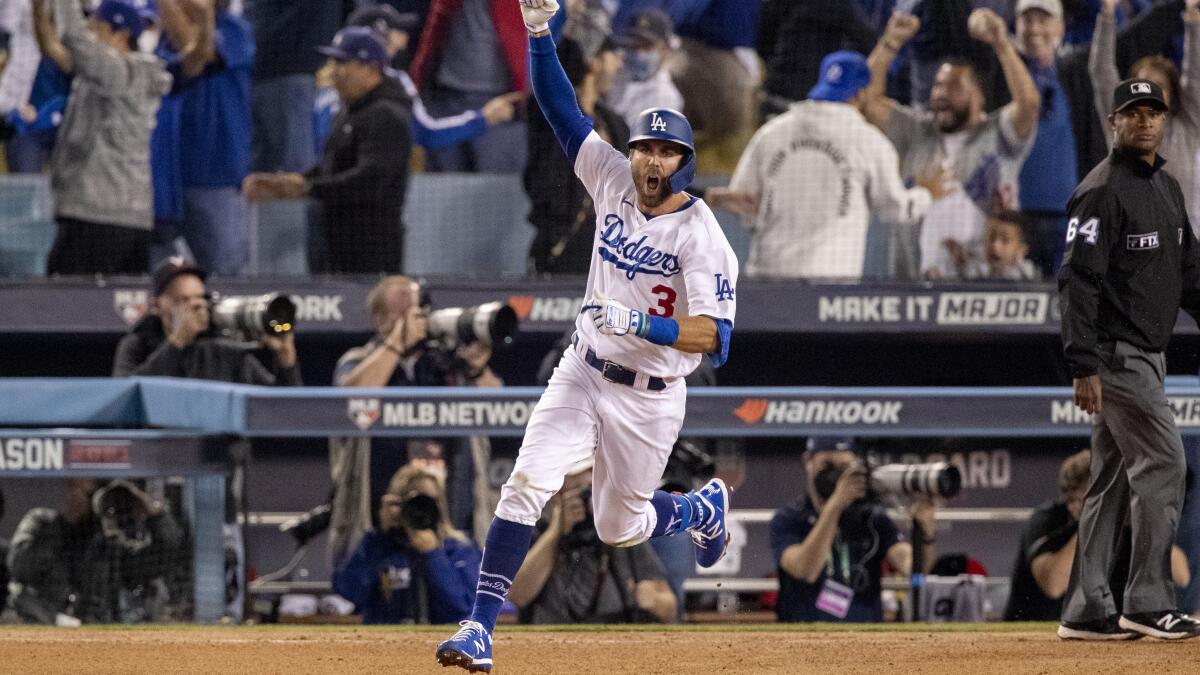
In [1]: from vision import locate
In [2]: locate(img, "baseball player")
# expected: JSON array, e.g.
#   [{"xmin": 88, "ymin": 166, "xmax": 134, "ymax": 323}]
[
  {"xmin": 436, "ymin": 0, "xmax": 737, "ymax": 670},
  {"xmin": 1058, "ymin": 78, "xmax": 1200, "ymax": 641}
]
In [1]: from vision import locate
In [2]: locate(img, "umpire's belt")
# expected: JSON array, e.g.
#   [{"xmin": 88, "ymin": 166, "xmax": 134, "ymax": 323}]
[{"xmin": 574, "ymin": 335, "xmax": 667, "ymax": 391}]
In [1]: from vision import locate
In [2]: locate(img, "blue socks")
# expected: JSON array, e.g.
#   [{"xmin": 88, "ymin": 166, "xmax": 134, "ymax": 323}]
[
  {"xmin": 470, "ymin": 517, "xmax": 535, "ymax": 633},
  {"xmin": 650, "ymin": 489, "xmax": 698, "ymax": 537}
]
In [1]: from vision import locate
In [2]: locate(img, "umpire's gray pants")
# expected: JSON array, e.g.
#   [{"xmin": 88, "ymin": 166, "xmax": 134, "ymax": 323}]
[{"xmin": 1062, "ymin": 341, "xmax": 1186, "ymax": 622}]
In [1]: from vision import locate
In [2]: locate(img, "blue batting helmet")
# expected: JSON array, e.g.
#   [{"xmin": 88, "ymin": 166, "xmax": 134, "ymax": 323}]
[{"xmin": 627, "ymin": 108, "xmax": 695, "ymax": 193}]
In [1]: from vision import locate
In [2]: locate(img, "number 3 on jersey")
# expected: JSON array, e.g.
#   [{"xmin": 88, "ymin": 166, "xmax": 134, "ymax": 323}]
[
  {"xmin": 649, "ymin": 285, "xmax": 676, "ymax": 317},
  {"xmin": 1066, "ymin": 217, "xmax": 1099, "ymax": 245}
]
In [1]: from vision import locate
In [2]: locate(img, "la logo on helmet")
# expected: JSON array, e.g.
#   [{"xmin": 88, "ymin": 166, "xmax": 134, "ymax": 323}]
[{"xmin": 650, "ymin": 112, "xmax": 668, "ymax": 132}]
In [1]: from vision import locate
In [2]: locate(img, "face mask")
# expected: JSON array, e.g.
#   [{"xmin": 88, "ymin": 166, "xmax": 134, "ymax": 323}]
[
  {"xmin": 813, "ymin": 465, "xmax": 842, "ymax": 501},
  {"xmin": 138, "ymin": 28, "xmax": 160, "ymax": 55},
  {"xmin": 627, "ymin": 49, "xmax": 663, "ymax": 82}
]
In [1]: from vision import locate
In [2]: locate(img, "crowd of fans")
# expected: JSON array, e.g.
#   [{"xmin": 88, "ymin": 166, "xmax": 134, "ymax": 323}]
[{"xmin": 4, "ymin": 1, "xmax": 1193, "ymax": 280}]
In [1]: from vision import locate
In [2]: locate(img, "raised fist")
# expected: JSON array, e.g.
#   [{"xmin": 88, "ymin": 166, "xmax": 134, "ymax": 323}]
[{"xmin": 519, "ymin": 0, "xmax": 560, "ymax": 34}]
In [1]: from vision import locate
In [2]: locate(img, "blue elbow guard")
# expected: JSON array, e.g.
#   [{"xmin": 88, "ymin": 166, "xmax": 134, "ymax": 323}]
[{"xmin": 636, "ymin": 314, "xmax": 679, "ymax": 346}]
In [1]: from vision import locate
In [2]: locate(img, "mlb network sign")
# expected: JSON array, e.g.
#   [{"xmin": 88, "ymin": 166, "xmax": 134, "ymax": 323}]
[{"xmin": 348, "ymin": 398, "xmax": 535, "ymax": 430}]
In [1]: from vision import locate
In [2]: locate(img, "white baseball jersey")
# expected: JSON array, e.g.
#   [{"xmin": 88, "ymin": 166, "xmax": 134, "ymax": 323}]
[
  {"xmin": 572, "ymin": 131, "xmax": 740, "ymax": 378},
  {"xmin": 729, "ymin": 100, "xmax": 931, "ymax": 279}
]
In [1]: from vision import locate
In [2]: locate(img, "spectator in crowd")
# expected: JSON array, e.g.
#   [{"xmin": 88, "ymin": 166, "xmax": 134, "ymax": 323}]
[
  {"xmin": 0, "ymin": 0, "xmax": 42, "ymax": 173},
  {"xmin": 328, "ymin": 276, "xmax": 499, "ymax": 565},
  {"xmin": 17, "ymin": 0, "xmax": 75, "ymax": 174},
  {"xmin": 111, "ymin": 257, "xmax": 301, "ymax": 384},
  {"xmin": 333, "ymin": 465, "xmax": 481, "ymax": 624},
  {"xmin": 243, "ymin": 27, "xmax": 411, "ymax": 275},
  {"xmin": 150, "ymin": 0, "xmax": 254, "ymax": 276},
  {"xmin": 8, "ymin": 479, "xmax": 185, "ymax": 624},
  {"xmin": 314, "ymin": 4, "xmax": 521, "ymax": 154},
  {"xmin": 770, "ymin": 438, "xmax": 936, "ymax": 622},
  {"xmin": 506, "ymin": 461, "xmax": 678, "ymax": 624},
  {"xmin": 35, "ymin": 0, "xmax": 171, "ymax": 275},
  {"xmin": 408, "ymin": 0, "xmax": 529, "ymax": 173},
  {"xmin": 756, "ymin": 0, "xmax": 876, "ymax": 116},
  {"xmin": 864, "ymin": 9, "xmax": 1041, "ymax": 280},
  {"xmin": 243, "ymin": 0, "xmax": 341, "ymax": 172},
  {"xmin": 1091, "ymin": 0, "xmax": 1200, "ymax": 228},
  {"xmin": 708, "ymin": 50, "xmax": 941, "ymax": 280},
  {"xmin": 525, "ymin": 35, "xmax": 626, "ymax": 275},
  {"xmin": 961, "ymin": 211, "xmax": 1041, "ymax": 281},
  {"xmin": 605, "ymin": 9, "xmax": 683, "ymax": 132},
  {"xmin": 1004, "ymin": 450, "xmax": 1190, "ymax": 620},
  {"xmin": 663, "ymin": 0, "xmax": 761, "ymax": 173},
  {"xmin": 1011, "ymin": 0, "xmax": 1077, "ymax": 276}
]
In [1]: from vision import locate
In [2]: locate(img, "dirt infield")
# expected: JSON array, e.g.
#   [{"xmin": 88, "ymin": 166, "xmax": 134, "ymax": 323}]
[{"xmin": 1, "ymin": 624, "xmax": 1199, "ymax": 674}]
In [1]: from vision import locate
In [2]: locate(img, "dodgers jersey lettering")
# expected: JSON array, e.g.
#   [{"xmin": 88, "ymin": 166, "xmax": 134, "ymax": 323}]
[{"xmin": 572, "ymin": 132, "xmax": 739, "ymax": 378}]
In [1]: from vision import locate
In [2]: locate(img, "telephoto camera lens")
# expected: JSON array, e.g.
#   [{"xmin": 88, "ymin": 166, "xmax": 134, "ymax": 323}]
[
  {"xmin": 870, "ymin": 462, "xmax": 962, "ymax": 499},
  {"xmin": 210, "ymin": 293, "xmax": 297, "ymax": 339},
  {"xmin": 426, "ymin": 301, "xmax": 519, "ymax": 348}
]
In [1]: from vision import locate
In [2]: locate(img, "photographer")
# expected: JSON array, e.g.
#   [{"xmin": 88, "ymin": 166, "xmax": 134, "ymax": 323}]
[
  {"xmin": 506, "ymin": 461, "xmax": 678, "ymax": 624},
  {"xmin": 8, "ymin": 479, "xmax": 184, "ymax": 624},
  {"xmin": 770, "ymin": 438, "xmax": 937, "ymax": 623},
  {"xmin": 330, "ymin": 275, "xmax": 499, "ymax": 564},
  {"xmin": 111, "ymin": 257, "xmax": 301, "ymax": 384},
  {"xmin": 332, "ymin": 465, "xmax": 480, "ymax": 624}
]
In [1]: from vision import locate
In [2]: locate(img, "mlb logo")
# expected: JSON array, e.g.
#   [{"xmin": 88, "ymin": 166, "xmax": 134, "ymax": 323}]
[
  {"xmin": 1132, "ymin": 82, "xmax": 1152, "ymax": 94},
  {"xmin": 348, "ymin": 398, "xmax": 381, "ymax": 430},
  {"xmin": 113, "ymin": 289, "xmax": 148, "ymax": 326}
]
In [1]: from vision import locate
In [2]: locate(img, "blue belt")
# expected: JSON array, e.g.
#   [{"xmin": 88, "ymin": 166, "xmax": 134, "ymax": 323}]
[{"xmin": 573, "ymin": 335, "xmax": 667, "ymax": 391}]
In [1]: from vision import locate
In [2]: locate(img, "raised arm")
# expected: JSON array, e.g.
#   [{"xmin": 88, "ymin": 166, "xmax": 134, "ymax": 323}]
[
  {"xmin": 1181, "ymin": 0, "xmax": 1200, "ymax": 123},
  {"xmin": 1090, "ymin": 1, "xmax": 1122, "ymax": 146},
  {"xmin": 31, "ymin": 0, "xmax": 72, "ymax": 74},
  {"xmin": 970, "ymin": 8, "xmax": 1040, "ymax": 141},
  {"xmin": 157, "ymin": 0, "xmax": 217, "ymax": 80},
  {"xmin": 523, "ymin": 0, "xmax": 593, "ymax": 162},
  {"xmin": 864, "ymin": 12, "xmax": 921, "ymax": 131},
  {"xmin": 54, "ymin": 0, "xmax": 131, "ymax": 89}
]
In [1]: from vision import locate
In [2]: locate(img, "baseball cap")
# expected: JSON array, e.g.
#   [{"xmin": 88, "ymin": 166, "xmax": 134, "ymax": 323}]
[
  {"xmin": 317, "ymin": 26, "xmax": 389, "ymax": 68},
  {"xmin": 619, "ymin": 8, "xmax": 673, "ymax": 47},
  {"xmin": 807, "ymin": 51, "xmax": 872, "ymax": 103},
  {"xmin": 805, "ymin": 436, "xmax": 859, "ymax": 454},
  {"xmin": 1112, "ymin": 77, "xmax": 1169, "ymax": 113},
  {"xmin": 151, "ymin": 256, "xmax": 206, "ymax": 297},
  {"xmin": 1015, "ymin": 0, "xmax": 1062, "ymax": 18},
  {"xmin": 94, "ymin": 0, "xmax": 144, "ymax": 41},
  {"xmin": 345, "ymin": 4, "xmax": 420, "ymax": 35}
]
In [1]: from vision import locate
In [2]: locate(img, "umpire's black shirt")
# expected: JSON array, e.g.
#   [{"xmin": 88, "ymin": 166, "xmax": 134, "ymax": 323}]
[{"xmin": 1059, "ymin": 147, "xmax": 1200, "ymax": 378}]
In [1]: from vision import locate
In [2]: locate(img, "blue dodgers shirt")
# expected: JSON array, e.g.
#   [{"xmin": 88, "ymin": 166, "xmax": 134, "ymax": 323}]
[
  {"xmin": 177, "ymin": 12, "xmax": 254, "ymax": 188},
  {"xmin": 1019, "ymin": 61, "xmax": 1077, "ymax": 213}
]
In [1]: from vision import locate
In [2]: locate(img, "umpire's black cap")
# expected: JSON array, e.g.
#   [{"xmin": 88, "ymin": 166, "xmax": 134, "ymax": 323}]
[{"xmin": 1112, "ymin": 78, "xmax": 1169, "ymax": 113}]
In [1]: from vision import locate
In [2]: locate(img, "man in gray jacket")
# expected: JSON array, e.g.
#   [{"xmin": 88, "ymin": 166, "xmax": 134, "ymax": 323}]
[{"xmin": 41, "ymin": 0, "xmax": 171, "ymax": 275}]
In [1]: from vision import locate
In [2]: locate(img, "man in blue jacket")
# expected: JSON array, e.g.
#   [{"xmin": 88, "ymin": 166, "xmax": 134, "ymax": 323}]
[{"xmin": 333, "ymin": 465, "xmax": 480, "ymax": 624}]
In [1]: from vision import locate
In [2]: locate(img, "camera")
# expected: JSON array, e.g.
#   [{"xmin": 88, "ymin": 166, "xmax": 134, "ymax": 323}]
[
  {"xmin": 425, "ymin": 301, "xmax": 518, "ymax": 350},
  {"xmin": 869, "ymin": 462, "xmax": 962, "ymax": 500},
  {"xmin": 401, "ymin": 494, "xmax": 441, "ymax": 532},
  {"xmin": 210, "ymin": 293, "xmax": 297, "ymax": 340},
  {"xmin": 280, "ymin": 502, "xmax": 332, "ymax": 546}
]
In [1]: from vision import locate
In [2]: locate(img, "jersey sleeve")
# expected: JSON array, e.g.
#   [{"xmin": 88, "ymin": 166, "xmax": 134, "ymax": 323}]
[
  {"xmin": 681, "ymin": 216, "xmax": 739, "ymax": 366},
  {"xmin": 574, "ymin": 131, "xmax": 630, "ymax": 200},
  {"xmin": 1059, "ymin": 184, "xmax": 1120, "ymax": 378}
]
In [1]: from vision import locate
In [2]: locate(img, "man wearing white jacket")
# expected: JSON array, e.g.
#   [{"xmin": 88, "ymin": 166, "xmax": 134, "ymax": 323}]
[{"xmin": 710, "ymin": 50, "xmax": 941, "ymax": 280}]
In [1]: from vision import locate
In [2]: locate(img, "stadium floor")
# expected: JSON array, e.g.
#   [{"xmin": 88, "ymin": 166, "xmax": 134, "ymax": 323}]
[{"xmin": 1, "ymin": 623, "xmax": 1197, "ymax": 673}]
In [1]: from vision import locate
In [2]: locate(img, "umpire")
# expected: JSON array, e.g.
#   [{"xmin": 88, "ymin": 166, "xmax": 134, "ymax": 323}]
[{"xmin": 1058, "ymin": 78, "xmax": 1200, "ymax": 641}]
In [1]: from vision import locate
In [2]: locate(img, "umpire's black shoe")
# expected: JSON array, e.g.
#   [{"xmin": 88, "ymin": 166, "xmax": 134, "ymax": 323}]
[
  {"xmin": 1057, "ymin": 615, "xmax": 1141, "ymax": 641},
  {"xmin": 1119, "ymin": 611, "xmax": 1200, "ymax": 640}
]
